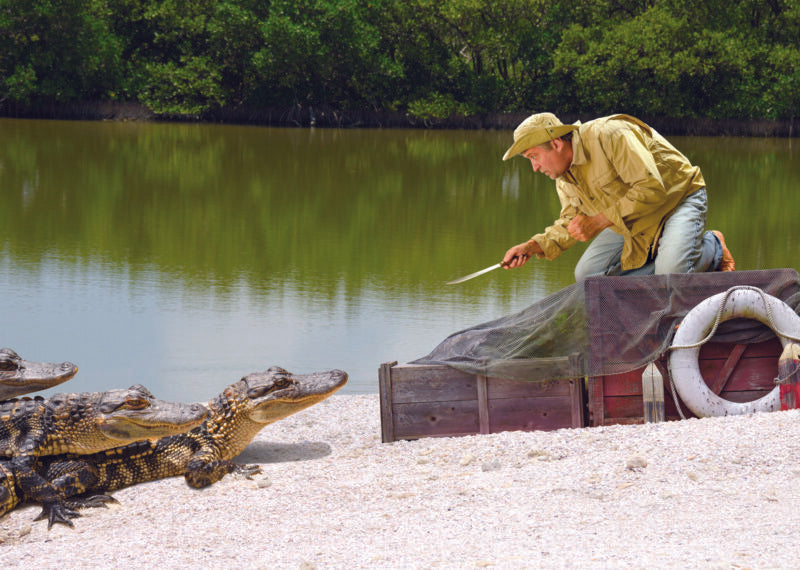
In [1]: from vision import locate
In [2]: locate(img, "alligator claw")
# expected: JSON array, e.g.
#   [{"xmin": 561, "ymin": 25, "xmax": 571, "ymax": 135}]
[
  {"xmin": 64, "ymin": 494, "xmax": 119, "ymax": 510},
  {"xmin": 33, "ymin": 501, "xmax": 81, "ymax": 528},
  {"xmin": 235, "ymin": 463, "xmax": 263, "ymax": 479}
]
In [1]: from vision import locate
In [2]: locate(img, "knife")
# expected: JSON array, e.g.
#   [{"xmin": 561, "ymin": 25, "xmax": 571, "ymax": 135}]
[
  {"xmin": 446, "ymin": 255, "xmax": 529, "ymax": 285},
  {"xmin": 446, "ymin": 263, "xmax": 504, "ymax": 285}
]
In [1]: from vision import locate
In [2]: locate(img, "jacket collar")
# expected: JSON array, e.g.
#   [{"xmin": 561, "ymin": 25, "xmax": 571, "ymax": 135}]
[
  {"xmin": 569, "ymin": 123, "xmax": 588, "ymax": 167},
  {"xmin": 559, "ymin": 122, "xmax": 584, "ymax": 184}
]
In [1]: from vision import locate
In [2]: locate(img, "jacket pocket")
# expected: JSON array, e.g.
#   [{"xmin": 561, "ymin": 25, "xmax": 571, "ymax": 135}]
[{"xmin": 591, "ymin": 169, "xmax": 627, "ymax": 199}]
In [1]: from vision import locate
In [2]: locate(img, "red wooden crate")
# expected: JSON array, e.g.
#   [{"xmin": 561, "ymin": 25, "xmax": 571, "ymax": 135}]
[
  {"xmin": 585, "ymin": 269, "xmax": 798, "ymax": 426},
  {"xmin": 588, "ymin": 337, "xmax": 782, "ymax": 426}
]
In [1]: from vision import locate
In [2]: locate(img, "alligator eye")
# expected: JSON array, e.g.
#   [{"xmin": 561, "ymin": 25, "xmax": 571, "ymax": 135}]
[
  {"xmin": 0, "ymin": 357, "xmax": 19, "ymax": 371},
  {"xmin": 0, "ymin": 349, "xmax": 21, "ymax": 370},
  {"xmin": 247, "ymin": 377, "xmax": 293, "ymax": 399},
  {"xmin": 122, "ymin": 397, "xmax": 150, "ymax": 410},
  {"xmin": 275, "ymin": 378, "xmax": 292, "ymax": 389}
]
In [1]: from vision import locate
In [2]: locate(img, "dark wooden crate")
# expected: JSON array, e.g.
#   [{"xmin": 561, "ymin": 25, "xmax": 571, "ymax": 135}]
[
  {"xmin": 588, "ymin": 337, "xmax": 782, "ymax": 426},
  {"xmin": 379, "ymin": 362, "xmax": 584, "ymax": 443}
]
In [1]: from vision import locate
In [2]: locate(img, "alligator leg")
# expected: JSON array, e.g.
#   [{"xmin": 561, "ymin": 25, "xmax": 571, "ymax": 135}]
[
  {"xmin": 184, "ymin": 456, "xmax": 239, "ymax": 488},
  {"xmin": 12, "ymin": 455, "xmax": 82, "ymax": 527},
  {"xmin": 16, "ymin": 471, "xmax": 80, "ymax": 527},
  {"xmin": 184, "ymin": 454, "xmax": 262, "ymax": 488},
  {"xmin": 43, "ymin": 458, "xmax": 101, "ymax": 497},
  {"xmin": 42, "ymin": 458, "xmax": 118, "ymax": 510}
]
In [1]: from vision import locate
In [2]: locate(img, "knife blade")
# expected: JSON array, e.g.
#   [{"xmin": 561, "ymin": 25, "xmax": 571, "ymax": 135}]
[
  {"xmin": 446, "ymin": 254, "xmax": 529, "ymax": 285},
  {"xmin": 446, "ymin": 262, "xmax": 505, "ymax": 285}
]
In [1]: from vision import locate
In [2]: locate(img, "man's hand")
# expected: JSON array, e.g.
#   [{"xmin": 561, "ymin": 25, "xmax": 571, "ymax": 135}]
[
  {"xmin": 567, "ymin": 213, "xmax": 612, "ymax": 242},
  {"xmin": 502, "ymin": 239, "xmax": 543, "ymax": 268}
]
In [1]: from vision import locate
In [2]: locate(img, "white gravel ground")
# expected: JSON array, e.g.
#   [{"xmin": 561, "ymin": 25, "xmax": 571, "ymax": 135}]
[{"xmin": 2, "ymin": 394, "xmax": 799, "ymax": 569}]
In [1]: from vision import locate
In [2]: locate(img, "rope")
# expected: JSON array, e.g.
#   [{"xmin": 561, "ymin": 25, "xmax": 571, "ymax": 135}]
[{"xmin": 667, "ymin": 368, "xmax": 687, "ymax": 420}]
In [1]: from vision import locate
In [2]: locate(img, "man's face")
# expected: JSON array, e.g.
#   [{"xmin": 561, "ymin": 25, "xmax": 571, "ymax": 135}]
[{"xmin": 521, "ymin": 140, "xmax": 572, "ymax": 179}]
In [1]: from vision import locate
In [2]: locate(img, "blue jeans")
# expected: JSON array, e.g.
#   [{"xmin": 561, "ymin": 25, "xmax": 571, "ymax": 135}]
[{"xmin": 573, "ymin": 188, "xmax": 723, "ymax": 280}]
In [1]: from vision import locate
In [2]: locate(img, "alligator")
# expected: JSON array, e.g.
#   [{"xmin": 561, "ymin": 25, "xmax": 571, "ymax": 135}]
[
  {"xmin": 0, "ymin": 348, "xmax": 78, "ymax": 400},
  {"xmin": 1, "ymin": 366, "xmax": 347, "ymax": 525},
  {"xmin": 0, "ymin": 385, "xmax": 208, "ymax": 526}
]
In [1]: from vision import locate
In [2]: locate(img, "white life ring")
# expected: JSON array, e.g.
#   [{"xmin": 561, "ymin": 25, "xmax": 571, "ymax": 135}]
[{"xmin": 669, "ymin": 286, "xmax": 800, "ymax": 417}]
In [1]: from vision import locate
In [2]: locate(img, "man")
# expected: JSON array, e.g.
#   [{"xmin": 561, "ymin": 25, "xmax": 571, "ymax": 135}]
[{"xmin": 501, "ymin": 112, "xmax": 735, "ymax": 280}]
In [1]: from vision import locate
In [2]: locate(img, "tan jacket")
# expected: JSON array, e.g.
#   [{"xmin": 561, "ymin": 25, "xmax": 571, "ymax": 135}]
[{"xmin": 531, "ymin": 114, "xmax": 705, "ymax": 270}]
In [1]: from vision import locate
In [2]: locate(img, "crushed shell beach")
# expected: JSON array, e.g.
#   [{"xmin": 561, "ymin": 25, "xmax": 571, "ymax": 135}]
[{"xmin": 1, "ymin": 394, "xmax": 799, "ymax": 568}]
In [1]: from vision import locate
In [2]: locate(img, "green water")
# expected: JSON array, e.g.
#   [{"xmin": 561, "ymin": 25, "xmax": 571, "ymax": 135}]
[{"xmin": 1, "ymin": 118, "xmax": 798, "ymax": 400}]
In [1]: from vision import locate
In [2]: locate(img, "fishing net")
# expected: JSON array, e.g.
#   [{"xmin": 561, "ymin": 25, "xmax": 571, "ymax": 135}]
[{"xmin": 412, "ymin": 269, "xmax": 800, "ymax": 381}]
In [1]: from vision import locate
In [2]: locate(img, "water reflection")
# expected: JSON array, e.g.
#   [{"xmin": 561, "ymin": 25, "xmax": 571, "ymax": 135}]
[{"xmin": 1, "ymin": 119, "xmax": 797, "ymax": 399}]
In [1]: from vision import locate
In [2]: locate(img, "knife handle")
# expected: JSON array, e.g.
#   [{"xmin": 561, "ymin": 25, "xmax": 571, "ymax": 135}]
[{"xmin": 502, "ymin": 253, "xmax": 529, "ymax": 268}]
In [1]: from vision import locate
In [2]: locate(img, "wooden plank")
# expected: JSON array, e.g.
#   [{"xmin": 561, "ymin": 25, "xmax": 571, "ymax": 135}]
[
  {"xmin": 390, "ymin": 364, "xmax": 478, "ymax": 403},
  {"xmin": 602, "ymin": 369, "xmax": 646, "ymax": 397},
  {"xmin": 486, "ymin": 377, "xmax": 573, "ymax": 398},
  {"xmin": 601, "ymin": 379, "xmax": 776, "ymax": 423},
  {"xmin": 706, "ymin": 343, "xmax": 747, "ymax": 395},
  {"xmin": 699, "ymin": 356, "xmax": 779, "ymax": 391},
  {"xmin": 718, "ymin": 389, "xmax": 777, "ymax": 403},
  {"xmin": 588, "ymin": 376, "xmax": 605, "ymax": 426},
  {"xmin": 602, "ymin": 416, "xmax": 646, "ymax": 426},
  {"xmin": 391, "ymin": 400, "xmax": 480, "ymax": 439},
  {"xmin": 603, "ymin": 395, "xmax": 650, "ymax": 420},
  {"xmin": 569, "ymin": 379, "xmax": 585, "ymax": 428},
  {"xmin": 699, "ymin": 338, "xmax": 782, "ymax": 359},
  {"xmin": 379, "ymin": 361, "xmax": 397, "ymax": 443},
  {"xmin": 477, "ymin": 375, "xmax": 489, "ymax": 435},
  {"xmin": 489, "ymin": 396, "xmax": 575, "ymax": 432}
]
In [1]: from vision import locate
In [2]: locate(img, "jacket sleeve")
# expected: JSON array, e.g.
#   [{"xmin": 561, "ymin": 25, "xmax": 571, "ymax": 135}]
[{"xmin": 531, "ymin": 183, "xmax": 579, "ymax": 260}]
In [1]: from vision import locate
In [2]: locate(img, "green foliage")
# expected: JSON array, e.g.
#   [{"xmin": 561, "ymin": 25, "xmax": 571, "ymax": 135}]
[
  {"xmin": 407, "ymin": 92, "xmax": 470, "ymax": 122},
  {"xmin": 555, "ymin": 7, "xmax": 751, "ymax": 116},
  {"xmin": 4, "ymin": 64, "xmax": 37, "ymax": 104},
  {"xmin": 250, "ymin": 0, "xmax": 402, "ymax": 109},
  {"xmin": 0, "ymin": 0, "xmax": 122, "ymax": 102},
  {"xmin": 0, "ymin": 0, "xmax": 798, "ymax": 121},
  {"xmin": 761, "ymin": 45, "xmax": 800, "ymax": 119},
  {"xmin": 139, "ymin": 56, "xmax": 226, "ymax": 115}
]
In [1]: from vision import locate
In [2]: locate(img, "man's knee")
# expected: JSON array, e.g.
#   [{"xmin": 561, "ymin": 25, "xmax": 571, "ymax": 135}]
[
  {"xmin": 574, "ymin": 263, "xmax": 590, "ymax": 281},
  {"xmin": 574, "ymin": 259, "xmax": 609, "ymax": 281}
]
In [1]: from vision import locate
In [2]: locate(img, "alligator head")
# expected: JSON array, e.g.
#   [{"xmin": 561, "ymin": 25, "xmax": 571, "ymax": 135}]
[
  {"xmin": 227, "ymin": 366, "xmax": 347, "ymax": 424},
  {"xmin": 205, "ymin": 366, "xmax": 348, "ymax": 457},
  {"xmin": 44, "ymin": 384, "xmax": 209, "ymax": 454},
  {"xmin": 0, "ymin": 348, "xmax": 78, "ymax": 400}
]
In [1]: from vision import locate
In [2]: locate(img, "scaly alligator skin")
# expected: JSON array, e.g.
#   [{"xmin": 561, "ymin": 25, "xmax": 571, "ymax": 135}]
[
  {"xmin": 0, "ymin": 461, "xmax": 16, "ymax": 519},
  {"xmin": 1, "ymin": 366, "xmax": 347, "ymax": 525},
  {"xmin": 0, "ymin": 348, "xmax": 78, "ymax": 400},
  {"xmin": 0, "ymin": 385, "xmax": 208, "ymax": 526}
]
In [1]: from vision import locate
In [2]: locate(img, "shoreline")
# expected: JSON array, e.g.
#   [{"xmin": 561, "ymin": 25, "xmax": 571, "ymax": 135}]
[
  {"xmin": 2, "ymin": 101, "xmax": 796, "ymax": 138},
  {"xmin": 2, "ymin": 393, "xmax": 799, "ymax": 568}
]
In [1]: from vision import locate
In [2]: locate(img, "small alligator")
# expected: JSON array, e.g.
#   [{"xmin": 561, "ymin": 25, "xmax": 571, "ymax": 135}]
[
  {"xmin": 0, "ymin": 385, "xmax": 208, "ymax": 526},
  {"xmin": 0, "ymin": 348, "xmax": 78, "ymax": 400},
  {"xmin": 1, "ymin": 366, "xmax": 347, "ymax": 525}
]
